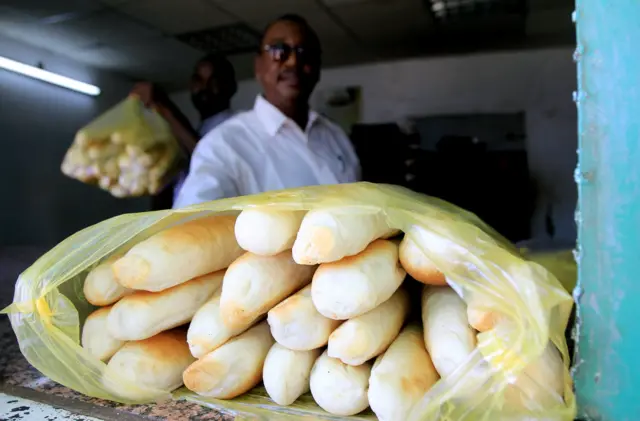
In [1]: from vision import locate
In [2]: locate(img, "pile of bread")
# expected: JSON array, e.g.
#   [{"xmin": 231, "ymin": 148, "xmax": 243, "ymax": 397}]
[
  {"xmin": 61, "ymin": 120, "xmax": 177, "ymax": 198},
  {"xmin": 81, "ymin": 208, "xmax": 565, "ymax": 420}
]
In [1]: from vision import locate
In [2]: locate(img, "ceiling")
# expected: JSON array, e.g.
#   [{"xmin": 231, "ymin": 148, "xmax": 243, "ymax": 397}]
[{"xmin": 0, "ymin": 0, "xmax": 574, "ymax": 89}]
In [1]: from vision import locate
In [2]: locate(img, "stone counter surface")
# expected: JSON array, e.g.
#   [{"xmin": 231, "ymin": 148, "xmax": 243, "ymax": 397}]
[{"xmin": 0, "ymin": 313, "xmax": 235, "ymax": 421}]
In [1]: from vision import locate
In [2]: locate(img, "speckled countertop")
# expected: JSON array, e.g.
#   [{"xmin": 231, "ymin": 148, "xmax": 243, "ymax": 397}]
[
  {"xmin": 1, "ymin": 316, "xmax": 237, "ymax": 421},
  {"xmin": 0, "ymin": 247, "xmax": 233, "ymax": 421}
]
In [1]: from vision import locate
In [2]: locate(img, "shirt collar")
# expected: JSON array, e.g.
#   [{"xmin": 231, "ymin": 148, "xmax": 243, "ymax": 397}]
[{"xmin": 254, "ymin": 95, "xmax": 321, "ymax": 137}]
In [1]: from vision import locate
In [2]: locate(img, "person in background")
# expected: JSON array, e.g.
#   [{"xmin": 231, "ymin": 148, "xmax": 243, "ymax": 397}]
[
  {"xmin": 174, "ymin": 14, "xmax": 360, "ymax": 208},
  {"xmin": 130, "ymin": 54, "xmax": 238, "ymax": 209}
]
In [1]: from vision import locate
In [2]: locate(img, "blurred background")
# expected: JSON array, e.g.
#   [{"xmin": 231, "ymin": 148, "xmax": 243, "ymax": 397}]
[{"xmin": 0, "ymin": 0, "xmax": 575, "ymax": 251}]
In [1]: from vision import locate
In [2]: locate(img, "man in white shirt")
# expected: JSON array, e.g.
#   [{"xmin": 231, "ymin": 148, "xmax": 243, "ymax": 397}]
[{"xmin": 174, "ymin": 14, "xmax": 360, "ymax": 208}]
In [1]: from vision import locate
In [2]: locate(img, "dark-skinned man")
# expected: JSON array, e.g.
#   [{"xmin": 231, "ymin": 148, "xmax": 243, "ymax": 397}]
[
  {"xmin": 174, "ymin": 14, "xmax": 360, "ymax": 208},
  {"xmin": 130, "ymin": 54, "xmax": 237, "ymax": 208}
]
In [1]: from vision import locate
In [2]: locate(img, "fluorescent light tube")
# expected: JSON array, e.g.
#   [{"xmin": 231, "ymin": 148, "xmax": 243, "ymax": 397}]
[{"xmin": 0, "ymin": 55, "xmax": 101, "ymax": 96}]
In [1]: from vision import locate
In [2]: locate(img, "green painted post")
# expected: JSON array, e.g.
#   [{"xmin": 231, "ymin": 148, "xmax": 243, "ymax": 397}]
[{"xmin": 574, "ymin": 1, "xmax": 640, "ymax": 420}]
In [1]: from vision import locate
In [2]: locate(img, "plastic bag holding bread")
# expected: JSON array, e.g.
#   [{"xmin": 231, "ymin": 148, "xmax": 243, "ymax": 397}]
[
  {"xmin": 3, "ymin": 183, "xmax": 576, "ymax": 420},
  {"xmin": 61, "ymin": 96, "xmax": 182, "ymax": 198}
]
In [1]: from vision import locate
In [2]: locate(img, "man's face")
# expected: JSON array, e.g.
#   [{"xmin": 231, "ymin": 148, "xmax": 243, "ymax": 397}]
[
  {"xmin": 255, "ymin": 20, "xmax": 321, "ymax": 107},
  {"xmin": 190, "ymin": 61, "xmax": 219, "ymax": 114}
]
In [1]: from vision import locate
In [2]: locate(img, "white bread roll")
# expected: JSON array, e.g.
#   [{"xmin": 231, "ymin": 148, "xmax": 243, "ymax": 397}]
[
  {"xmin": 235, "ymin": 209, "xmax": 305, "ymax": 256},
  {"xmin": 328, "ymin": 288, "xmax": 410, "ymax": 366},
  {"xmin": 466, "ymin": 260, "xmax": 549, "ymax": 333},
  {"xmin": 368, "ymin": 324, "xmax": 439, "ymax": 421},
  {"xmin": 108, "ymin": 271, "xmax": 223, "ymax": 341},
  {"xmin": 267, "ymin": 284, "xmax": 341, "ymax": 351},
  {"xmin": 187, "ymin": 290, "xmax": 254, "ymax": 358},
  {"xmin": 82, "ymin": 306, "xmax": 125, "ymax": 361},
  {"xmin": 421, "ymin": 286, "xmax": 476, "ymax": 378},
  {"xmin": 504, "ymin": 342, "xmax": 565, "ymax": 410},
  {"xmin": 399, "ymin": 236, "xmax": 446, "ymax": 286},
  {"xmin": 183, "ymin": 322, "xmax": 274, "ymax": 399},
  {"xmin": 83, "ymin": 255, "xmax": 133, "ymax": 306},
  {"xmin": 263, "ymin": 343, "xmax": 321, "ymax": 406},
  {"xmin": 106, "ymin": 330, "xmax": 194, "ymax": 393},
  {"xmin": 292, "ymin": 208, "xmax": 396, "ymax": 265},
  {"xmin": 220, "ymin": 251, "xmax": 316, "ymax": 330},
  {"xmin": 467, "ymin": 306, "xmax": 498, "ymax": 332},
  {"xmin": 312, "ymin": 240, "xmax": 406, "ymax": 320},
  {"xmin": 113, "ymin": 215, "xmax": 243, "ymax": 291},
  {"xmin": 309, "ymin": 351, "xmax": 371, "ymax": 416}
]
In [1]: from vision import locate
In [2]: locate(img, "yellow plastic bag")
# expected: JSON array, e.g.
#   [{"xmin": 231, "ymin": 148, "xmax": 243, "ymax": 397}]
[
  {"xmin": 2, "ymin": 183, "xmax": 576, "ymax": 421},
  {"xmin": 61, "ymin": 96, "xmax": 181, "ymax": 198}
]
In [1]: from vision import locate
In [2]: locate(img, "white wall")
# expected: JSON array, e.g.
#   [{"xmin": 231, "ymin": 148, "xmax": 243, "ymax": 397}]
[
  {"xmin": 171, "ymin": 47, "xmax": 577, "ymax": 242},
  {"xmin": 0, "ymin": 36, "xmax": 150, "ymax": 247}
]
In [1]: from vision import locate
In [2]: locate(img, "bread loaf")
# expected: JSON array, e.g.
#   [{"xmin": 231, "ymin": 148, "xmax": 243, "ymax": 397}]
[
  {"xmin": 235, "ymin": 209, "xmax": 305, "ymax": 256},
  {"xmin": 183, "ymin": 322, "xmax": 274, "ymax": 399},
  {"xmin": 263, "ymin": 343, "xmax": 321, "ymax": 406},
  {"xmin": 106, "ymin": 330, "xmax": 194, "ymax": 393},
  {"xmin": 368, "ymin": 324, "xmax": 439, "ymax": 421},
  {"xmin": 467, "ymin": 306, "xmax": 498, "ymax": 332},
  {"xmin": 83, "ymin": 255, "xmax": 133, "ymax": 306},
  {"xmin": 399, "ymin": 236, "xmax": 446, "ymax": 285},
  {"xmin": 421, "ymin": 286, "xmax": 476, "ymax": 377},
  {"xmin": 504, "ymin": 342, "xmax": 565, "ymax": 410},
  {"xmin": 312, "ymin": 240, "xmax": 406, "ymax": 320},
  {"xmin": 328, "ymin": 288, "xmax": 410, "ymax": 365},
  {"xmin": 112, "ymin": 216, "xmax": 243, "ymax": 291},
  {"xmin": 292, "ymin": 208, "xmax": 396, "ymax": 264},
  {"xmin": 82, "ymin": 306, "xmax": 125, "ymax": 361},
  {"xmin": 267, "ymin": 284, "xmax": 341, "ymax": 351},
  {"xmin": 220, "ymin": 251, "xmax": 315, "ymax": 330},
  {"xmin": 467, "ymin": 262, "xmax": 551, "ymax": 332},
  {"xmin": 309, "ymin": 350, "xmax": 371, "ymax": 416},
  {"xmin": 108, "ymin": 271, "xmax": 223, "ymax": 341},
  {"xmin": 187, "ymin": 289, "xmax": 254, "ymax": 358}
]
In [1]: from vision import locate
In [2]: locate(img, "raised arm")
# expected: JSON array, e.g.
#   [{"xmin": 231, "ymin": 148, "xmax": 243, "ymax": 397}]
[{"xmin": 130, "ymin": 82, "xmax": 200, "ymax": 155}]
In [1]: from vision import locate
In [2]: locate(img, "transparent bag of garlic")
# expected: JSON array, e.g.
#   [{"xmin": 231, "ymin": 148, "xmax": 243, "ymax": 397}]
[{"xmin": 61, "ymin": 96, "xmax": 181, "ymax": 197}]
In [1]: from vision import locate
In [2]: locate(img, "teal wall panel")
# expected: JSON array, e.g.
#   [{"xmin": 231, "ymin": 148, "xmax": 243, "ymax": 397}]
[{"xmin": 574, "ymin": 0, "xmax": 640, "ymax": 420}]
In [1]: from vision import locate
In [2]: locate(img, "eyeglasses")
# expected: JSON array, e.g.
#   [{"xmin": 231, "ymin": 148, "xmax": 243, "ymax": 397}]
[{"xmin": 262, "ymin": 42, "xmax": 320, "ymax": 64}]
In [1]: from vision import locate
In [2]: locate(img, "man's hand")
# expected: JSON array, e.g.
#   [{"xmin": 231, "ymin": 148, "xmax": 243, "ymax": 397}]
[{"xmin": 130, "ymin": 82, "xmax": 170, "ymax": 110}]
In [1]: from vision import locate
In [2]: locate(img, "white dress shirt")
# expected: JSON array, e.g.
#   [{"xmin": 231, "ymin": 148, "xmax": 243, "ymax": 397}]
[
  {"xmin": 172, "ymin": 109, "xmax": 234, "ymax": 203},
  {"xmin": 173, "ymin": 96, "xmax": 360, "ymax": 208}
]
